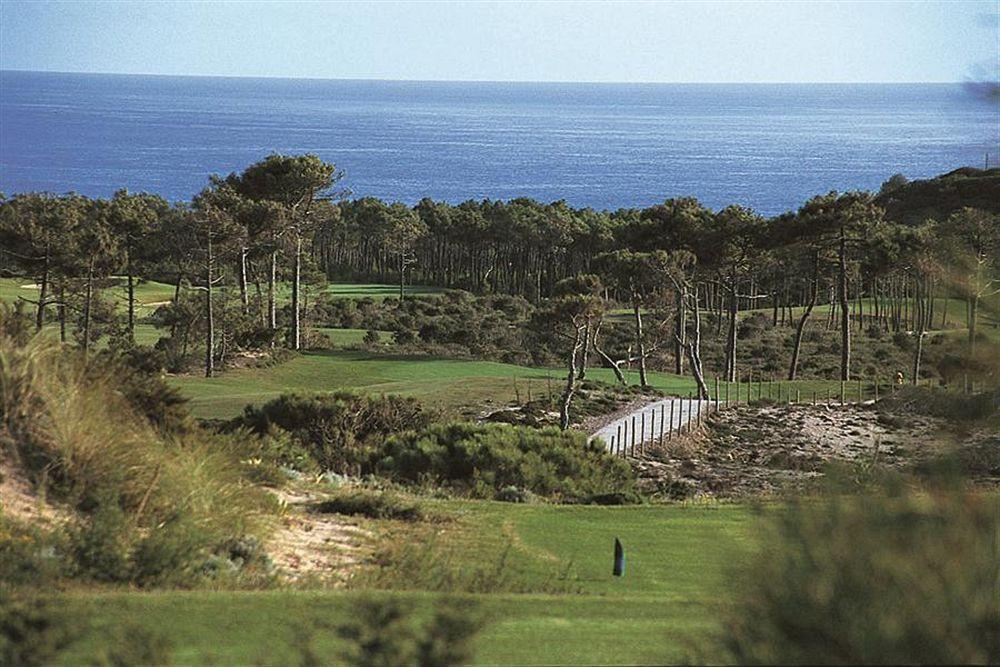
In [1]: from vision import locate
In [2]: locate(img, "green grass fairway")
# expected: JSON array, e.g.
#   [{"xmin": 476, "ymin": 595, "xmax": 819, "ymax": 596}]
[
  {"xmin": 322, "ymin": 282, "xmax": 446, "ymax": 299},
  {"xmin": 173, "ymin": 347, "xmax": 893, "ymax": 420},
  {"xmin": 171, "ymin": 350, "xmax": 714, "ymax": 419},
  {"xmin": 315, "ymin": 327, "xmax": 393, "ymax": 347},
  {"xmin": 57, "ymin": 502, "xmax": 754, "ymax": 665}
]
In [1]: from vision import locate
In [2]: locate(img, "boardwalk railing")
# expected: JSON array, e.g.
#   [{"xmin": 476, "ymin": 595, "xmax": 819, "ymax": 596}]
[
  {"xmin": 593, "ymin": 373, "xmax": 929, "ymax": 458},
  {"xmin": 593, "ymin": 397, "xmax": 719, "ymax": 458}
]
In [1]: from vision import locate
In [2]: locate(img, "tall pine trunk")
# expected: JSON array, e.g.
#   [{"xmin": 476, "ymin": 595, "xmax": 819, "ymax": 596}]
[
  {"xmin": 912, "ymin": 273, "xmax": 925, "ymax": 385},
  {"xmin": 724, "ymin": 277, "xmax": 738, "ymax": 382},
  {"xmin": 268, "ymin": 249, "xmax": 278, "ymax": 336},
  {"xmin": 838, "ymin": 230, "xmax": 851, "ymax": 380},
  {"xmin": 126, "ymin": 247, "xmax": 136, "ymax": 343},
  {"xmin": 238, "ymin": 246, "xmax": 250, "ymax": 315},
  {"xmin": 291, "ymin": 234, "xmax": 302, "ymax": 350},
  {"xmin": 82, "ymin": 259, "xmax": 94, "ymax": 355},
  {"xmin": 205, "ymin": 232, "xmax": 214, "ymax": 378},
  {"xmin": 58, "ymin": 284, "xmax": 66, "ymax": 343},
  {"xmin": 560, "ymin": 325, "xmax": 584, "ymax": 430},
  {"xmin": 674, "ymin": 291, "xmax": 686, "ymax": 375},
  {"xmin": 631, "ymin": 291, "xmax": 647, "ymax": 387},
  {"xmin": 684, "ymin": 285, "xmax": 710, "ymax": 400},
  {"xmin": 788, "ymin": 258, "xmax": 819, "ymax": 380},
  {"xmin": 35, "ymin": 245, "xmax": 49, "ymax": 331}
]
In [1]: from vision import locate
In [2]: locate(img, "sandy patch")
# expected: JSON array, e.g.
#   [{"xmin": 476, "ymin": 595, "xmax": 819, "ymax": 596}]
[
  {"xmin": 635, "ymin": 403, "xmax": 962, "ymax": 500},
  {"xmin": 1, "ymin": 452, "xmax": 72, "ymax": 527},
  {"xmin": 266, "ymin": 487, "xmax": 374, "ymax": 583}
]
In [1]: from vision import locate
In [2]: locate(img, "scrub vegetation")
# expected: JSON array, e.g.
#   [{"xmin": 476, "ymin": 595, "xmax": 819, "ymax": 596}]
[{"xmin": 0, "ymin": 160, "xmax": 997, "ymax": 665}]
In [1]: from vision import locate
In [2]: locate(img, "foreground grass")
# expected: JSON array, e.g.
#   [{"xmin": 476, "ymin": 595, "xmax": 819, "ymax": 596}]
[{"xmin": 57, "ymin": 501, "xmax": 753, "ymax": 665}]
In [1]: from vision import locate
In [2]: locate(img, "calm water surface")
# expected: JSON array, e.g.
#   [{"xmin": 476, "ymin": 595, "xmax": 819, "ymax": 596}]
[{"xmin": 1, "ymin": 71, "xmax": 997, "ymax": 214}]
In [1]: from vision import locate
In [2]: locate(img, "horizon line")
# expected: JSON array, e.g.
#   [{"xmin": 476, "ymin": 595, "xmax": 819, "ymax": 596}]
[{"xmin": 0, "ymin": 68, "xmax": 968, "ymax": 86}]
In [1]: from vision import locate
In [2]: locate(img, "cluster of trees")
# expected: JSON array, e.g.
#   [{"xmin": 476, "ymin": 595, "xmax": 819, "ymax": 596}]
[
  {"xmin": 534, "ymin": 193, "xmax": 998, "ymax": 425},
  {"xmin": 2, "ymin": 156, "xmax": 997, "ymax": 393},
  {"xmin": 1, "ymin": 154, "xmax": 343, "ymax": 375}
]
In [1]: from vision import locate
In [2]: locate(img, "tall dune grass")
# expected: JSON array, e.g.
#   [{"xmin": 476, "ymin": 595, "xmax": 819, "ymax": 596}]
[{"xmin": 0, "ymin": 323, "xmax": 272, "ymax": 585}]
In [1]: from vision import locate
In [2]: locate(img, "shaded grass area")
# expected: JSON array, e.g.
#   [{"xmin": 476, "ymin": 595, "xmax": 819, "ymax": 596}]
[{"xmin": 56, "ymin": 502, "xmax": 752, "ymax": 665}]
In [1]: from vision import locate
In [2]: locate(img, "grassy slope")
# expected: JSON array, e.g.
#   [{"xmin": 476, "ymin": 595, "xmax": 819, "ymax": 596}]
[
  {"xmin": 173, "ymin": 348, "xmax": 887, "ymax": 420},
  {"xmin": 58, "ymin": 502, "xmax": 753, "ymax": 665}
]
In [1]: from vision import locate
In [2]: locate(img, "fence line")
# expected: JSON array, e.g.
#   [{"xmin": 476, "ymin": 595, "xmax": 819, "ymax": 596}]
[{"xmin": 592, "ymin": 372, "xmax": 941, "ymax": 458}]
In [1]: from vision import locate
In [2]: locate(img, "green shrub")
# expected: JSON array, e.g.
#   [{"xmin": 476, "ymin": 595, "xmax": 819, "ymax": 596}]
[
  {"xmin": 0, "ymin": 591, "xmax": 79, "ymax": 667},
  {"xmin": 415, "ymin": 597, "xmax": 485, "ymax": 667},
  {"xmin": 330, "ymin": 596, "xmax": 484, "ymax": 667},
  {"xmin": 357, "ymin": 536, "xmax": 580, "ymax": 594},
  {"xmin": 69, "ymin": 497, "xmax": 131, "ymax": 583},
  {"xmin": 230, "ymin": 392, "xmax": 432, "ymax": 473},
  {"xmin": 372, "ymin": 422, "xmax": 639, "ymax": 503},
  {"xmin": 721, "ymin": 485, "xmax": 1000, "ymax": 664},
  {"xmin": 0, "ymin": 517, "xmax": 66, "ymax": 586},
  {"xmin": 91, "ymin": 624, "xmax": 173, "ymax": 667},
  {"xmin": 313, "ymin": 488, "xmax": 424, "ymax": 521},
  {"xmin": 878, "ymin": 386, "xmax": 1000, "ymax": 423}
]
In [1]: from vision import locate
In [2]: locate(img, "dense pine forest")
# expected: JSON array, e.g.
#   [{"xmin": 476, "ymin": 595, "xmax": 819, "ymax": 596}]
[{"xmin": 2, "ymin": 156, "xmax": 997, "ymax": 396}]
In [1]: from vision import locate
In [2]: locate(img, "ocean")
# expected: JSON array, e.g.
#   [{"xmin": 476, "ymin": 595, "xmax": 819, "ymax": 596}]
[{"xmin": 1, "ymin": 70, "xmax": 997, "ymax": 215}]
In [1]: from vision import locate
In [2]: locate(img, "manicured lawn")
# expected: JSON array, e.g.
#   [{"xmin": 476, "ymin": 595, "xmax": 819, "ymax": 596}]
[
  {"xmin": 57, "ymin": 501, "xmax": 754, "ymax": 665},
  {"xmin": 172, "ymin": 348, "xmax": 885, "ymax": 420},
  {"xmin": 171, "ymin": 349, "xmax": 714, "ymax": 419},
  {"xmin": 321, "ymin": 282, "xmax": 446, "ymax": 299},
  {"xmin": 315, "ymin": 327, "xmax": 393, "ymax": 346}
]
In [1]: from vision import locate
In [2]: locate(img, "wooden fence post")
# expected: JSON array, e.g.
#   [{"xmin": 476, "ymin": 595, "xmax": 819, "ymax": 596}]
[
  {"xmin": 630, "ymin": 415, "xmax": 636, "ymax": 455},
  {"xmin": 640, "ymin": 412, "xmax": 646, "ymax": 455},
  {"xmin": 669, "ymin": 399, "xmax": 675, "ymax": 440},
  {"xmin": 659, "ymin": 403, "xmax": 666, "ymax": 445}
]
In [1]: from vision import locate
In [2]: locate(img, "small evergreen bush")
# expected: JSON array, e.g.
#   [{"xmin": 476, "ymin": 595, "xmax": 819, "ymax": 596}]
[
  {"xmin": 372, "ymin": 422, "xmax": 639, "ymax": 503},
  {"xmin": 231, "ymin": 392, "xmax": 432, "ymax": 473},
  {"xmin": 721, "ymin": 483, "xmax": 1000, "ymax": 664},
  {"xmin": 312, "ymin": 488, "xmax": 424, "ymax": 521}
]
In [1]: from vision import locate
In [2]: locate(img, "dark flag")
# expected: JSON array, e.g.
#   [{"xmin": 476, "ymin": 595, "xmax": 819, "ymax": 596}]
[{"xmin": 613, "ymin": 537, "xmax": 625, "ymax": 577}]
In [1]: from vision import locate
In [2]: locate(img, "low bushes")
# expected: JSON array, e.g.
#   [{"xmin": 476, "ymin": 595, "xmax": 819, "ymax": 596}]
[
  {"xmin": 721, "ymin": 482, "xmax": 1000, "ymax": 664},
  {"xmin": 312, "ymin": 488, "xmax": 424, "ymax": 522},
  {"xmin": 372, "ymin": 422, "xmax": 639, "ymax": 503},
  {"xmin": 298, "ymin": 595, "xmax": 484, "ymax": 667},
  {"xmin": 230, "ymin": 392, "xmax": 433, "ymax": 473}
]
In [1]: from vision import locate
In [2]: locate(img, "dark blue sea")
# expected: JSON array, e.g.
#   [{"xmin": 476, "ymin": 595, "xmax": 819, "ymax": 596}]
[{"xmin": 1, "ymin": 70, "xmax": 997, "ymax": 215}]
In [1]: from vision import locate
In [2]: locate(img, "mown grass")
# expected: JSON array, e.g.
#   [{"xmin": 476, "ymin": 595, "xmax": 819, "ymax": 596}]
[
  {"xmin": 55, "ymin": 501, "xmax": 753, "ymax": 665},
  {"xmin": 170, "ymin": 350, "xmax": 702, "ymax": 419},
  {"xmin": 0, "ymin": 277, "xmax": 444, "ymax": 306},
  {"xmin": 172, "ymin": 348, "xmax": 894, "ymax": 420}
]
